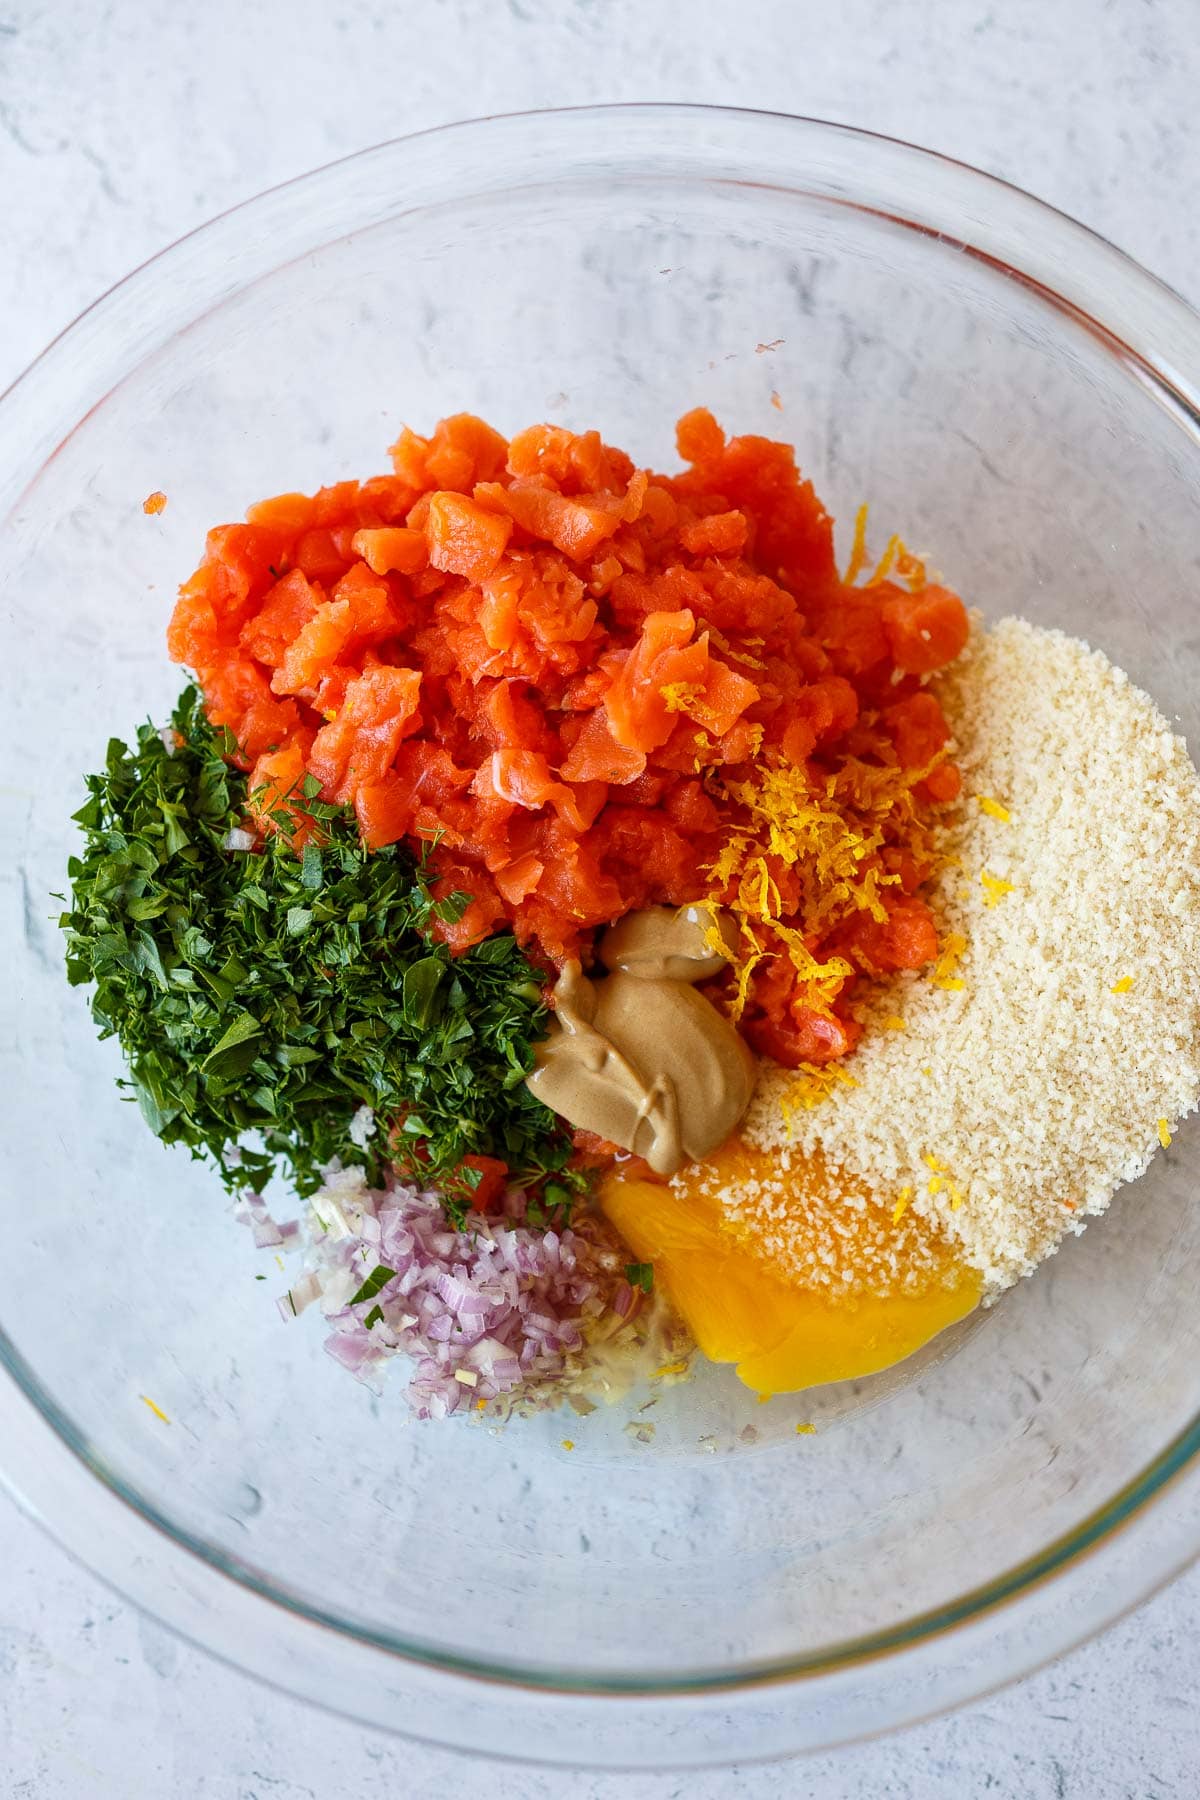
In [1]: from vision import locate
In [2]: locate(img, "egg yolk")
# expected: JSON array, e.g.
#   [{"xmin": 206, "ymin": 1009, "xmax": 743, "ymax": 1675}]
[{"xmin": 600, "ymin": 1140, "xmax": 982, "ymax": 1395}]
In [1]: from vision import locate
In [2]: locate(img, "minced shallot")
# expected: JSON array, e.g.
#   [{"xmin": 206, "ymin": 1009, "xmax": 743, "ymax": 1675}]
[{"xmin": 276, "ymin": 1164, "xmax": 685, "ymax": 1420}]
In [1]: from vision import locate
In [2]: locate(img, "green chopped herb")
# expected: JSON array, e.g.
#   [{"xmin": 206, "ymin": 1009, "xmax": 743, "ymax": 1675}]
[
  {"xmin": 61, "ymin": 684, "xmax": 585, "ymax": 1228},
  {"xmin": 362, "ymin": 1305, "xmax": 384, "ymax": 1330},
  {"xmin": 625, "ymin": 1262, "xmax": 654, "ymax": 1294},
  {"xmin": 349, "ymin": 1265, "xmax": 396, "ymax": 1306}
]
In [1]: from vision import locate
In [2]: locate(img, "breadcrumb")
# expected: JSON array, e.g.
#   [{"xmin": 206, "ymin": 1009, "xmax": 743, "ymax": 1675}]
[{"xmin": 743, "ymin": 618, "xmax": 1200, "ymax": 1292}]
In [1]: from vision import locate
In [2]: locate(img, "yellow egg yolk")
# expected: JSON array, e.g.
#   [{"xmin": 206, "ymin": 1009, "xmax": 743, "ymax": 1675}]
[{"xmin": 599, "ymin": 1139, "xmax": 982, "ymax": 1395}]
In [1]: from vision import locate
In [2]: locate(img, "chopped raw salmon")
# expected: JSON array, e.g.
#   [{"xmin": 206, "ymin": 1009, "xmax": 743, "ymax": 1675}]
[{"xmin": 168, "ymin": 410, "xmax": 966, "ymax": 1065}]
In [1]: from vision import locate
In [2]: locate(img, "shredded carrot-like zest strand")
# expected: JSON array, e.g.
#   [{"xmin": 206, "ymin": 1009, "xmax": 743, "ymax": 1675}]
[
  {"xmin": 708, "ymin": 755, "xmax": 940, "ymax": 1019},
  {"xmin": 842, "ymin": 502, "xmax": 870, "ymax": 584}
]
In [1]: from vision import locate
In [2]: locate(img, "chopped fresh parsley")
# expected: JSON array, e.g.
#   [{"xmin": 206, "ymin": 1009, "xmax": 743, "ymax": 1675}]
[
  {"xmin": 625, "ymin": 1262, "xmax": 654, "ymax": 1294},
  {"xmin": 61, "ymin": 684, "xmax": 584, "ymax": 1227},
  {"xmin": 348, "ymin": 1265, "xmax": 396, "ymax": 1307}
]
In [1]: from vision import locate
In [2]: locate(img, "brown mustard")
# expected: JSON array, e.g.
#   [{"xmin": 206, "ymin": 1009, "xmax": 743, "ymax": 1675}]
[{"xmin": 526, "ymin": 907, "xmax": 755, "ymax": 1176}]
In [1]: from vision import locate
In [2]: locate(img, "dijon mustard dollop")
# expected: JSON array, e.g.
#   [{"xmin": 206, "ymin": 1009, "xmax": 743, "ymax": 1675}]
[{"xmin": 526, "ymin": 907, "xmax": 755, "ymax": 1175}]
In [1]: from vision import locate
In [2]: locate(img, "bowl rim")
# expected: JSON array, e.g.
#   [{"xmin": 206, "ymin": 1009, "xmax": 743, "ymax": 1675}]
[{"xmin": 3, "ymin": 100, "xmax": 1200, "ymax": 1755}]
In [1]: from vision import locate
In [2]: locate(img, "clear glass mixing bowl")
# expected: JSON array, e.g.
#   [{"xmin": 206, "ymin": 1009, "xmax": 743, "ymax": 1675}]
[{"xmin": 2, "ymin": 106, "xmax": 1200, "ymax": 1769}]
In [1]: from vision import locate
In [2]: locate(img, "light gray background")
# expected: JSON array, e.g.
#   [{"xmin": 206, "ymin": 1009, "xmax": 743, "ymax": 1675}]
[{"xmin": 2, "ymin": 1, "xmax": 1198, "ymax": 1794}]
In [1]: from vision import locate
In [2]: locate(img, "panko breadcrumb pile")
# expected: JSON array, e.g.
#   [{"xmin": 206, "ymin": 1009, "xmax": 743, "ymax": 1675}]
[
  {"xmin": 737, "ymin": 617, "xmax": 1200, "ymax": 1293},
  {"xmin": 677, "ymin": 1146, "xmax": 964, "ymax": 1298}
]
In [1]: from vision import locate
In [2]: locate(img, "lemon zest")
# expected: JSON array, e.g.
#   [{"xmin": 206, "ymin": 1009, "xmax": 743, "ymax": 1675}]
[
  {"xmin": 981, "ymin": 869, "xmax": 1015, "ymax": 907},
  {"xmin": 707, "ymin": 756, "xmax": 940, "ymax": 1022},
  {"xmin": 932, "ymin": 931, "xmax": 967, "ymax": 982},
  {"xmin": 783, "ymin": 1062, "xmax": 859, "ymax": 1113},
  {"xmin": 893, "ymin": 545, "xmax": 928, "ymax": 591},
  {"xmin": 660, "ymin": 680, "xmax": 705, "ymax": 713},
  {"xmin": 842, "ymin": 502, "xmax": 870, "ymax": 584},
  {"xmin": 861, "ymin": 531, "xmax": 927, "ymax": 591},
  {"xmin": 931, "ymin": 930, "xmax": 967, "ymax": 991}
]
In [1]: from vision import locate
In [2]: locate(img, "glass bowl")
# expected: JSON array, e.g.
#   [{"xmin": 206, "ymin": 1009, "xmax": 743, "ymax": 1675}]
[{"xmin": 2, "ymin": 105, "xmax": 1200, "ymax": 1770}]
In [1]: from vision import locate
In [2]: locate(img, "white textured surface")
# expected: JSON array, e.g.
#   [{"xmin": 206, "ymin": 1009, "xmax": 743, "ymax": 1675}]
[{"xmin": 2, "ymin": 0, "xmax": 1199, "ymax": 1793}]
